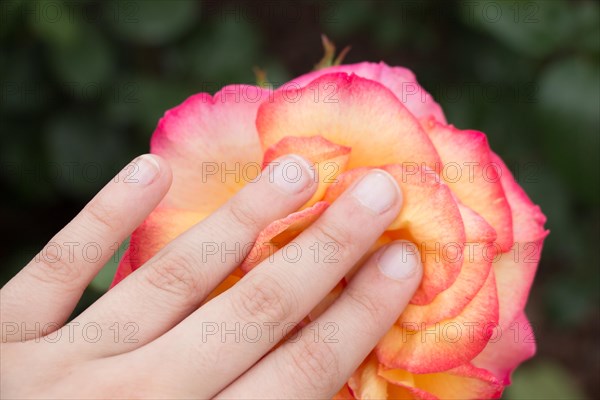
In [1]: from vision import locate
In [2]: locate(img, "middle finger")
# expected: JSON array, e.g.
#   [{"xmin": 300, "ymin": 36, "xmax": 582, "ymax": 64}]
[{"xmin": 137, "ymin": 169, "xmax": 402, "ymax": 398}]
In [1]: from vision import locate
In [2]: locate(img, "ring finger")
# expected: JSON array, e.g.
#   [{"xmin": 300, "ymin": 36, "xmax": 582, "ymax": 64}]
[{"xmin": 218, "ymin": 241, "xmax": 423, "ymax": 399}]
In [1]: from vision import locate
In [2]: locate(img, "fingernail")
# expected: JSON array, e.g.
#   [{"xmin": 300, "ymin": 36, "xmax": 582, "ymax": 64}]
[
  {"xmin": 129, "ymin": 154, "xmax": 161, "ymax": 185},
  {"xmin": 350, "ymin": 170, "xmax": 400, "ymax": 214},
  {"xmin": 270, "ymin": 155, "xmax": 315, "ymax": 194},
  {"xmin": 378, "ymin": 241, "xmax": 422, "ymax": 281}
]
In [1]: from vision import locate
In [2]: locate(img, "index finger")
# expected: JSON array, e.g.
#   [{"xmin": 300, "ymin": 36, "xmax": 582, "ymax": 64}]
[{"xmin": 0, "ymin": 155, "xmax": 172, "ymax": 341}]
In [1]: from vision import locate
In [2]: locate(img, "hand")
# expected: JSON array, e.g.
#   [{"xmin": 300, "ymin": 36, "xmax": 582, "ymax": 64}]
[{"xmin": 1, "ymin": 154, "xmax": 422, "ymax": 399}]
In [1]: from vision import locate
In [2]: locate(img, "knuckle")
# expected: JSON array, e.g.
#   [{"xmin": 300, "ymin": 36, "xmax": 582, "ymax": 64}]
[
  {"xmin": 28, "ymin": 245, "xmax": 81, "ymax": 286},
  {"xmin": 312, "ymin": 222, "xmax": 352, "ymax": 257},
  {"xmin": 231, "ymin": 273, "xmax": 295, "ymax": 323},
  {"xmin": 84, "ymin": 200, "xmax": 118, "ymax": 232},
  {"xmin": 143, "ymin": 252, "xmax": 206, "ymax": 304},
  {"xmin": 227, "ymin": 199, "xmax": 261, "ymax": 228},
  {"xmin": 344, "ymin": 289, "xmax": 382, "ymax": 333},
  {"xmin": 283, "ymin": 337, "xmax": 340, "ymax": 393}
]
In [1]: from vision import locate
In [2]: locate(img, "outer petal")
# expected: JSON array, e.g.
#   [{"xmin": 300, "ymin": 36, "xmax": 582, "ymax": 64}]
[
  {"xmin": 421, "ymin": 117, "xmax": 513, "ymax": 252},
  {"xmin": 468, "ymin": 154, "xmax": 546, "ymax": 385},
  {"xmin": 380, "ymin": 363, "xmax": 503, "ymax": 399},
  {"xmin": 376, "ymin": 267, "xmax": 499, "ymax": 373},
  {"xmin": 473, "ymin": 311, "xmax": 536, "ymax": 385},
  {"xmin": 323, "ymin": 165, "xmax": 465, "ymax": 305},
  {"xmin": 152, "ymin": 85, "xmax": 269, "ymax": 213},
  {"xmin": 262, "ymin": 136, "xmax": 350, "ymax": 208},
  {"xmin": 257, "ymin": 73, "xmax": 441, "ymax": 171},
  {"xmin": 398, "ymin": 203, "xmax": 496, "ymax": 326},
  {"xmin": 111, "ymin": 208, "xmax": 206, "ymax": 287},
  {"xmin": 490, "ymin": 153, "xmax": 548, "ymax": 328},
  {"xmin": 290, "ymin": 61, "xmax": 447, "ymax": 123}
]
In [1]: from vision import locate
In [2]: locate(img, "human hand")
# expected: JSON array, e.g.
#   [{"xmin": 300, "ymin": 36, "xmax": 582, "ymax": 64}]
[{"xmin": 1, "ymin": 154, "xmax": 422, "ymax": 399}]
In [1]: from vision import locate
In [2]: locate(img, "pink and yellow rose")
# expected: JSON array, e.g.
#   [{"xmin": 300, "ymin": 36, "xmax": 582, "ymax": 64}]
[{"xmin": 112, "ymin": 61, "xmax": 547, "ymax": 399}]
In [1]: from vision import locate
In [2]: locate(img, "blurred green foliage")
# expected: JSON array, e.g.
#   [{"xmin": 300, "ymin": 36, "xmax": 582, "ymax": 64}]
[{"xmin": 1, "ymin": 0, "xmax": 598, "ymax": 397}]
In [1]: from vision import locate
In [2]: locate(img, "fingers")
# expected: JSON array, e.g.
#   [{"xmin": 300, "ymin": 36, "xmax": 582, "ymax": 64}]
[
  {"xmin": 218, "ymin": 241, "xmax": 423, "ymax": 399},
  {"xmin": 68, "ymin": 155, "xmax": 318, "ymax": 357},
  {"xmin": 140, "ymin": 169, "xmax": 403, "ymax": 397},
  {"xmin": 0, "ymin": 155, "xmax": 172, "ymax": 341}
]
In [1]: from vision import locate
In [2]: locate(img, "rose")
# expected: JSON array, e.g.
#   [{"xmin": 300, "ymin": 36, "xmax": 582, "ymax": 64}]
[{"xmin": 112, "ymin": 62, "xmax": 547, "ymax": 399}]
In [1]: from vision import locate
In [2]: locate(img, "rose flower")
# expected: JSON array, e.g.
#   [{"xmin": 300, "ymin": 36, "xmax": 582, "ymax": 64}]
[{"xmin": 111, "ymin": 62, "xmax": 548, "ymax": 399}]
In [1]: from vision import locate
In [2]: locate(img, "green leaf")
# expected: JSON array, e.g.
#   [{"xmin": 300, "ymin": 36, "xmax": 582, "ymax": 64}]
[
  {"xmin": 321, "ymin": 0, "xmax": 373, "ymax": 37},
  {"xmin": 185, "ymin": 18, "xmax": 262, "ymax": 85},
  {"xmin": 107, "ymin": 76, "xmax": 190, "ymax": 135},
  {"xmin": 48, "ymin": 26, "xmax": 115, "ymax": 87},
  {"xmin": 536, "ymin": 57, "xmax": 600, "ymax": 204},
  {"xmin": 105, "ymin": 0, "xmax": 198, "ymax": 45},
  {"xmin": 0, "ymin": 0, "xmax": 23, "ymax": 37},
  {"xmin": 571, "ymin": 1, "xmax": 600, "ymax": 53},
  {"xmin": 27, "ymin": 0, "xmax": 83, "ymax": 47},
  {"xmin": 44, "ymin": 111, "xmax": 127, "ymax": 198},
  {"xmin": 505, "ymin": 360, "xmax": 587, "ymax": 399},
  {"xmin": 461, "ymin": 0, "xmax": 573, "ymax": 57},
  {"xmin": 89, "ymin": 238, "xmax": 128, "ymax": 292},
  {"xmin": 0, "ymin": 45, "xmax": 50, "ymax": 114}
]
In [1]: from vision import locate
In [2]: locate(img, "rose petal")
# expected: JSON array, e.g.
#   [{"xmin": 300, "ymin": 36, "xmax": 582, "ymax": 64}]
[
  {"xmin": 257, "ymin": 73, "xmax": 441, "ymax": 171},
  {"xmin": 349, "ymin": 354, "xmax": 389, "ymax": 400},
  {"xmin": 421, "ymin": 117, "xmax": 514, "ymax": 252},
  {"xmin": 491, "ymin": 153, "xmax": 548, "ymax": 328},
  {"xmin": 290, "ymin": 61, "xmax": 447, "ymax": 123},
  {"xmin": 323, "ymin": 165, "xmax": 465, "ymax": 305},
  {"xmin": 111, "ymin": 208, "xmax": 207, "ymax": 287},
  {"xmin": 203, "ymin": 274, "xmax": 241, "ymax": 303},
  {"xmin": 399, "ymin": 203, "xmax": 496, "ymax": 325},
  {"xmin": 308, "ymin": 280, "xmax": 346, "ymax": 321},
  {"xmin": 240, "ymin": 202, "xmax": 329, "ymax": 272},
  {"xmin": 152, "ymin": 85, "xmax": 269, "ymax": 213},
  {"xmin": 472, "ymin": 311, "xmax": 536, "ymax": 385},
  {"xmin": 333, "ymin": 384, "xmax": 355, "ymax": 400},
  {"xmin": 466, "ymin": 153, "xmax": 546, "ymax": 385},
  {"xmin": 263, "ymin": 135, "xmax": 350, "ymax": 208},
  {"xmin": 376, "ymin": 267, "xmax": 499, "ymax": 373}
]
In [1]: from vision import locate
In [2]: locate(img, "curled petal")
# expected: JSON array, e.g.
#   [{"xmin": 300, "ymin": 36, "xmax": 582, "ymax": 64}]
[
  {"xmin": 240, "ymin": 202, "xmax": 329, "ymax": 272},
  {"xmin": 262, "ymin": 135, "xmax": 350, "ymax": 166},
  {"xmin": 333, "ymin": 384, "xmax": 355, "ymax": 400}
]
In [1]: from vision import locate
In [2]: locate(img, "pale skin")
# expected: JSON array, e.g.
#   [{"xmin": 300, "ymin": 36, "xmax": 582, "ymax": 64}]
[{"xmin": 0, "ymin": 153, "xmax": 423, "ymax": 399}]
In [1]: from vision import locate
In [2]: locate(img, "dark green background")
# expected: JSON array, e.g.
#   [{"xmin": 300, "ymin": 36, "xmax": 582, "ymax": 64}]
[{"xmin": 1, "ymin": 0, "xmax": 598, "ymax": 398}]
